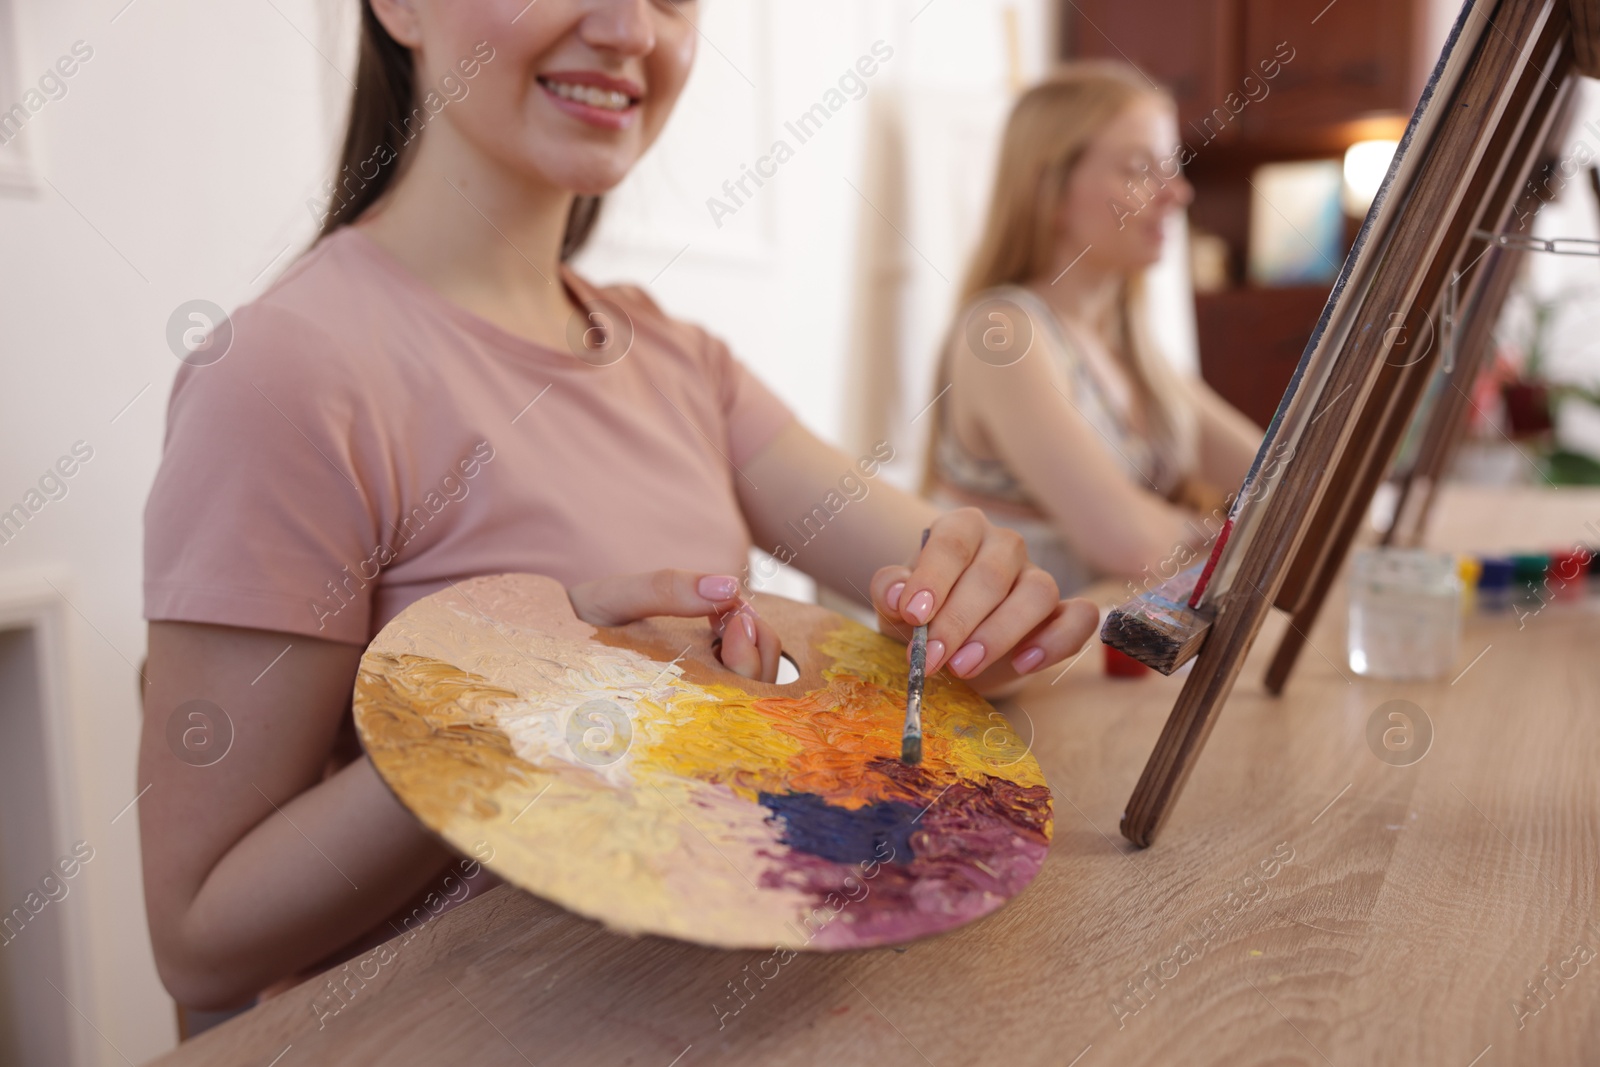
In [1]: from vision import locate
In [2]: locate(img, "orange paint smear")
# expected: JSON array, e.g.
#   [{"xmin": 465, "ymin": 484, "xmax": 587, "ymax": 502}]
[
  {"xmin": 643, "ymin": 623, "xmax": 1039, "ymax": 811},
  {"xmin": 751, "ymin": 677, "xmax": 946, "ymax": 808}
]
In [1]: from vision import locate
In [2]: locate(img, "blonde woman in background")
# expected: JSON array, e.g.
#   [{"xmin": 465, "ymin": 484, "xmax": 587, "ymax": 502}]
[{"xmin": 924, "ymin": 62, "xmax": 1263, "ymax": 595}]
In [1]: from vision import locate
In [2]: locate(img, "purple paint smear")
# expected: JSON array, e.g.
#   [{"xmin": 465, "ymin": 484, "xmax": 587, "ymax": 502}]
[{"xmin": 756, "ymin": 772, "xmax": 1051, "ymax": 949}]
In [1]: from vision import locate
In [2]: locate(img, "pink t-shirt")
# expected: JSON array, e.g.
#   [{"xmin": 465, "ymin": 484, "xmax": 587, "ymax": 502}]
[{"xmin": 144, "ymin": 227, "xmax": 794, "ymax": 646}]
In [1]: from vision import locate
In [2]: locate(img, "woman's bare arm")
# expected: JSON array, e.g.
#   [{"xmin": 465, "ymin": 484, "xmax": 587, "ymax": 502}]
[
  {"xmin": 1187, "ymin": 375, "xmax": 1263, "ymax": 491},
  {"xmin": 948, "ymin": 322, "xmax": 1207, "ymax": 579},
  {"xmin": 738, "ymin": 419, "xmax": 941, "ymax": 604},
  {"xmin": 140, "ymin": 572, "xmax": 786, "ymax": 1009},
  {"xmin": 139, "ymin": 621, "xmax": 458, "ymax": 1010},
  {"xmin": 736, "ymin": 420, "xmax": 1099, "ymax": 693}
]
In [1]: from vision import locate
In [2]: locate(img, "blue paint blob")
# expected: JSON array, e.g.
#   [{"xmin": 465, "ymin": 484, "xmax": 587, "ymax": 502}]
[{"xmin": 758, "ymin": 791, "xmax": 919, "ymax": 864}]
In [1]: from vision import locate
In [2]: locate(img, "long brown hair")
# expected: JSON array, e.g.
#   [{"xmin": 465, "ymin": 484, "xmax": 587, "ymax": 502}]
[
  {"xmin": 315, "ymin": 1, "xmax": 601, "ymax": 259},
  {"xmin": 929, "ymin": 61, "xmax": 1196, "ymax": 489}
]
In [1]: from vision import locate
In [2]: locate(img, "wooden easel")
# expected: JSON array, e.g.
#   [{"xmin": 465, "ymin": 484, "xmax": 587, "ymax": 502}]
[
  {"xmin": 1263, "ymin": 64, "xmax": 1577, "ymax": 694},
  {"xmin": 1103, "ymin": 0, "xmax": 1594, "ymax": 847}
]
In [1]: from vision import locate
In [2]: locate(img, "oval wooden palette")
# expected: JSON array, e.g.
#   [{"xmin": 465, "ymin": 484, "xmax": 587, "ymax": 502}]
[{"xmin": 353, "ymin": 573, "xmax": 1052, "ymax": 951}]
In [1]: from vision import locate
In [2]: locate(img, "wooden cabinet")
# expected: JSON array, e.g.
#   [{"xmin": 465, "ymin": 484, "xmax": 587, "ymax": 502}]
[
  {"xmin": 1064, "ymin": 0, "xmax": 1239, "ymax": 134},
  {"xmin": 1062, "ymin": 0, "xmax": 1434, "ymax": 423},
  {"xmin": 1194, "ymin": 285, "xmax": 1329, "ymax": 427},
  {"xmin": 1240, "ymin": 0, "xmax": 1425, "ymax": 139},
  {"xmin": 1063, "ymin": 0, "xmax": 1432, "ymax": 147}
]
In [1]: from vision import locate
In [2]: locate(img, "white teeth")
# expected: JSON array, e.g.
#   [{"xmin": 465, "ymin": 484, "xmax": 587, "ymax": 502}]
[{"xmin": 544, "ymin": 80, "xmax": 632, "ymax": 111}]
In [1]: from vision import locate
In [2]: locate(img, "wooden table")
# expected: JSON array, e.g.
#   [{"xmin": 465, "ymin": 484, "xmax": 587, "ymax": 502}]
[{"xmin": 149, "ymin": 486, "xmax": 1600, "ymax": 1067}]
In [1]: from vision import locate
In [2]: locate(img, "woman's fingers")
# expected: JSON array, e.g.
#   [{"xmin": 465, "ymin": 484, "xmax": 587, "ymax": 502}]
[
  {"xmin": 934, "ymin": 564, "xmax": 1060, "ymax": 678},
  {"xmin": 1016, "ymin": 597, "xmax": 1100, "ymax": 673},
  {"xmin": 870, "ymin": 563, "xmax": 917, "ymax": 643},
  {"xmin": 871, "ymin": 509, "xmax": 1051, "ymax": 676},
  {"xmin": 749, "ymin": 609, "xmax": 782, "ymax": 682},
  {"xmin": 569, "ymin": 569, "xmax": 782, "ymax": 683},
  {"xmin": 967, "ymin": 597, "xmax": 1100, "ymax": 695},
  {"xmin": 715, "ymin": 605, "xmax": 760, "ymax": 679},
  {"xmin": 869, "ymin": 505, "xmax": 1104, "ymax": 687},
  {"xmin": 881, "ymin": 508, "xmax": 991, "ymax": 628},
  {"xmin": 568, "ymin": 569, "xmax": 741, "ymax": 626},
  {"xmin": 712, "ymin": 604, "xmax": 782, "ymax": 683}
]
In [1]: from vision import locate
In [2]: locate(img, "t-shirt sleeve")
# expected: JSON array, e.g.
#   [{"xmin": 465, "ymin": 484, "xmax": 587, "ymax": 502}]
[
  {"xmin": 605, "ymin": 283, "xmax": 796, "ymax": 468},
  {"xmin": 144, "ymin": 303, "xmax": 383, "ymax": 645},
  {"xmin": 699, "ymin": 328, "xmax": 796, "ymax": 468}
]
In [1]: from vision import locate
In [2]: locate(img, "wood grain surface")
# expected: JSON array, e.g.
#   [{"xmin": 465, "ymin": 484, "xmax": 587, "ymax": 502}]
[{"xmin": 145, "ymin": 486, "xmax": 1600, "ymax": 1067}]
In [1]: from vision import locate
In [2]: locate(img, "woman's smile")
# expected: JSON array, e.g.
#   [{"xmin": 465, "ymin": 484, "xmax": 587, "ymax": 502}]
[{"xmin": 537, "ymin": 70, "xmax": 644, "ymax": 130}]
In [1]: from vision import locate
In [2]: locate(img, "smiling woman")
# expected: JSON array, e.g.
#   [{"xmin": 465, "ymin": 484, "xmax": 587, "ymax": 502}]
[
  {"xmin": 312, "ymin": 0, "xmax": 699, "ymax": 264},
  {"xmin": 137, "ymin": 0, "xmax": 1096, "ymax": 1015}
]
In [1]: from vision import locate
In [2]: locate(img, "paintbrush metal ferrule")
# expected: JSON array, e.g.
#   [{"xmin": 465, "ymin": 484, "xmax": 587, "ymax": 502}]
[
  {"xmin": 902, "ymin": 620, "xmax": 927, "ymax": 764},
  {"xmin": 901, "ymin": 527, "xmax": 932, "ymax": 765}
]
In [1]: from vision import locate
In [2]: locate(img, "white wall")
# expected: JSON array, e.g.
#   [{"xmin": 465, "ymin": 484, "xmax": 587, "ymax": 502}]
[{"xmin": 0, "ymin": 0, "xmax": 346, "ymax": 1061}]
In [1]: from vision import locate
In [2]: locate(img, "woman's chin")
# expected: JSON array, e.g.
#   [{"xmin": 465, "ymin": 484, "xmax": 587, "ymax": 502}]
[
  {"xmin": 1135, "ymin": 234, "xmax": 1166, "ymax": 268},
  {"xmin": 567, "ymin": 176, "xmax": 624, "ymax": 198},
  {"xmin": 497, "ymin": 139, "xmax": 639, "ymax": 199},
  {"xmin": 1098, "ymin": 245, "xmax": 1163, "ymax": 275},
  {"xmin": 527, "ymin": 161, "xmax": 631, "ymax": 200}
]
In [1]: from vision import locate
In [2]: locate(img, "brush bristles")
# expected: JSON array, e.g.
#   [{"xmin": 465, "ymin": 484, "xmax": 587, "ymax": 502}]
[{"xmin": 901, "ymin": 735, "xmax": 922, "ymax": 765}]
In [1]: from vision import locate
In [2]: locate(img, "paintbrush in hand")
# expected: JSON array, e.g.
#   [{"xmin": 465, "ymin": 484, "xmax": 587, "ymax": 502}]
[{"xmin": 901, "ymin": 528, "xmax": 931, "ymax": 765}]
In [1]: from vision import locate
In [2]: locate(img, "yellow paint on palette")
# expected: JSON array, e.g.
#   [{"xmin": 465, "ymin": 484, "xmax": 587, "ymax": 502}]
[
  {"xmin": 355, "ymin": 574, "xmax": 1052, "ymax": 951},
  {"xmin": 646, "ymin": 626, "xmax": 1042, "ymax": 810}
]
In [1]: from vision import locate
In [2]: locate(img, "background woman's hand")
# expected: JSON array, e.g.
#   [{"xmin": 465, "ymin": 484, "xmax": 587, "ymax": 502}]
[
  {"xmin": 868, "ymin": 508, "xmax": 1099, "ymax": 696},
  {"xmin": 567, "ymin": 569, "xmax": 782, "ymax": 682}
]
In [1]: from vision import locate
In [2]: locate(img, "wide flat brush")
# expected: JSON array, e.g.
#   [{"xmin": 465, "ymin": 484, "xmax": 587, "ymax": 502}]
[{"xmin": 901, "ymin": 528, "xmax": 931, "ymax": 764}]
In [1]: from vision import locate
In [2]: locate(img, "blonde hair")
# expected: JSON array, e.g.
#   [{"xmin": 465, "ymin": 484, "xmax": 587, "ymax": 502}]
[{"xmin": 927, "ymin": 61, "xmax": 1196, "ymax": 491}]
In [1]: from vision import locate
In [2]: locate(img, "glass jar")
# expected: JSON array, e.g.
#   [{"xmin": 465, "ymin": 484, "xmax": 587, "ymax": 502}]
[{"xmin": 1347, "ymin": 548, "xmax": 1462, "ymax": 680}]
